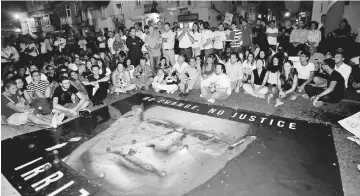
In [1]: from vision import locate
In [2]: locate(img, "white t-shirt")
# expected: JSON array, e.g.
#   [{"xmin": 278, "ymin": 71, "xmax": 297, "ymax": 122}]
[
  {"xmin": 177, "ymin": 30, "xmax": 192, "ymax": 48},
  {"xmin": 294, "ymin": 61, "xmax": 315, "ymax": 80},
  {"xmin": 78, "ymin": 40, "xmax": 87, "ymax": 50},
  {"xmin": 172, "ymin": 62, "xmax": 190, "ymax": 74},
  {"xmin": 213, "ymin": 31, "xmax": 227, "ymax": 49},
  {"xmin": 162, "ymin": 30, "xmax": 176, "ymax": 50},
  {"xmin": 190, "ymin": 31, "xmax": 201, "ymax": 48},
  {"xmin": 200, "ymin": 30, "xmax": 214, "ymax": 50},
  {"xmin": 207, "ymin": 73, "xmax": 232, "ymax": 95},
  {"xmin": 266, "ymin": 27, "xmax": 278, "ymax": 45},
  {"xmin": 334, "ymin": 63, "xmax": 352, "ymax": 89}
]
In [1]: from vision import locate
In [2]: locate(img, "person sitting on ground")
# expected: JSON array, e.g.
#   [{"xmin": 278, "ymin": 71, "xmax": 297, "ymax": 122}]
[
  {"xmin": 132, "ymin": 57, "xmax": 154, "ymax": 90},
  {"xmin": 25, "ymin": 70, "xmax": 51, "ymax": 102},
  {"xmin": 13, "ymin": 76, "xmax": 30, "ymax": 101},
  {"xmin": 225, "ymin": 52, "xmax": 244, "ymax": 93},
  {"xmin": 349, "ymin": 56, "xmax": 360, "ymax": 93},
  {"xmin": 82, "ymin": 65, "xmax": 110, "ymax": 106},
  {"xmin": 304, "ymin": 59, "xmax": 345, "ymax": 107},
  {"xmin": 123, "ymin": 57, "xmax": 135, "ymax": 79},
  {"xmin": 155, "ymin": 57, "xmax": 172, "ymax": 76},
  {"xmin": 242, "ymin": 59, "xmax": 269, "ymax": 99},
  {"xmin": 111, "ymin": 62, "xmax": 137, "ymax": 94},
  {"xmin": 69, "ymin": 70, "xmax": 89, "ymax": 100},
  {"xmin": 152, "ymin": 68, "xmax": 178, "ymax": 94},
  {"xmin": 200, "ymin": 63, "xmax": 231, "ymax": 103},
  {"xmin": 201, "ymin": 56, "xmax": 216, "ymax": 82},
  {"xmin": 312, "ymin": 51, "xmax": 351, "ymax": 89},
  {"xmin": 53, "ymin": 76, "xmax": 89, "ymax": 117},
  {"xmin": 97, "ymin": 59, "xmax": 112, "ymax": 77},
  {"xmin": 2, "ymin": 81, "xmax": 61, "ymax": 128},
  {"xmin": 293, "ymin": 50, "xmax": 315, "ymax": 93},
  {"xmin": 268, "ymin": 60, "xmax": 298, "ymax": 107},
  {"xmin": 242, "ymin": 52, "xmax": 256, "ymax": 83},
  {"xmin": 266, "ymin": 55, "xmax": 282, "ymax": 96},
  {"xmin": 179, "ymin": 57, "xmax": 201, "ymax": 97},
  {"xmin": 25, "ymin": 64, "xmax": 48, "ymax": 84}
]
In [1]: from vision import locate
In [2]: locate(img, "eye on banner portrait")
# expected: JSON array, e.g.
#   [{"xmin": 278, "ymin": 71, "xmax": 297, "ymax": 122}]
[{"xmin": 1, "ymin": 93, "xmax": 344, "ymax": 196}]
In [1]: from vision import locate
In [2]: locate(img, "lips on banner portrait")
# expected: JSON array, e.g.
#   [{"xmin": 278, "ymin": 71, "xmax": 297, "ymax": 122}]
[{"xmin": 1, "ymin": 93, "xmax": 344, "ymax": 196}]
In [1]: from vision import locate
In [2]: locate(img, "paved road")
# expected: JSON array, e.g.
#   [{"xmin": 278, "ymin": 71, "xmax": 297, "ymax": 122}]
[{"xmin": 2, "ymin": 89, "xmax": 360, "ymax": 196}]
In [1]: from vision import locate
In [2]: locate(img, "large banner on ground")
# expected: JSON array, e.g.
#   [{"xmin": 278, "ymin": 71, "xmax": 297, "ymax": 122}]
[{"xmin": 1, "ymin": 93, "xmax": 344, "ymax": 196}]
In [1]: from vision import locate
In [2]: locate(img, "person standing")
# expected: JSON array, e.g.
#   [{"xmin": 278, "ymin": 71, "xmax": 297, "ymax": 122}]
[
  {"xmin": 145, "ymin": 26, "xmax": 162, "ymax": 72},
  {"xmin": 190, "ymin": 22, "xmax": 201, "ymax": 58},
  {"xmin": 230, "ymin": 22, "xmax": 243, "ymax": 53},
  {"xmin": 289, "ymin": 20, "xmax": 308, "ymax": 56},
  {"xmin": 78, "ymin": 36, "xmax": 87, "ymax": 53},
  {"xmin": 213, "ymin": 23, "xmax": 227, "ymax": 58},
  {"xmin": 241, "ymin": 20, "xmax": 253, "ymax": 51},
  {"xmin": 161, "ymin": 22, "xmax": 176, "ymax": 66},
  {"xmin": 97, "ymin": 31, "xmax": 107, "ymax": 53},
  {"xmin": 200, "ymin": 22, "xmax": 214, "ymax": 60},
  {"xmin": 279, "ymin": 20, "xmax": 293, "ymax": 53},
  {"xmin": 266, "ymin": 20, "xmax": 279, "ymax": 51},
  {"xmin": 177, "ymin": 23, "xmax": 193, "ymax": 62},
  {"xmin": 126, "ymin": 27, "xmax": 144, "ymax": 67},
  {"xmin": 107, "ymin": 31, "xmax": 115, "ymax": 56}
]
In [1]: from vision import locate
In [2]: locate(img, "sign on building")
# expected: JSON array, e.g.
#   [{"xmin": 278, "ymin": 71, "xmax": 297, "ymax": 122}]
[{"xmin": 224, "ymin": 12, "xmax": 233, "ymax": 25}]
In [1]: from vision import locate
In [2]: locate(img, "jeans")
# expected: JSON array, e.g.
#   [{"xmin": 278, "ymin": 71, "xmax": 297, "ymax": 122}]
[{"xmin": 304, "ymin": 85, "xmax": 342, "ymax": 103}]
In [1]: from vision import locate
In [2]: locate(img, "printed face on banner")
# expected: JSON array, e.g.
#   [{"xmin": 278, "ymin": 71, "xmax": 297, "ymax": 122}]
[{"xmin": 65, "ymin": 105, "xmax": 255, "ymax": 196}]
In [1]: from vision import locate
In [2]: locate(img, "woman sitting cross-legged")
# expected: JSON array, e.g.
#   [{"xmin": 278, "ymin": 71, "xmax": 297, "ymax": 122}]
[
  {"xmin": 2, "ymin": 81, "xmax": 63, "ymax": 128},
  {"xmin": 200, "ymin": 63, "xmax": 231, "ymax": 104},
  {"xmin": 242, "ymin": 59, "xmax": 269, "ymax": 99},
  {"xmin": 110, "ymin": 62, "xmax": 137, "ymax": 94},
  {"xmin": 82, "ymin": 65, "xmax": 110, "ymax": 106},
  {"xmin": 152, "ymin": 68, "xmax": 178, "ymax": 94},
  {"xmin": 268, "ymin": 60, "xmax": 298, "ymax": 107}
]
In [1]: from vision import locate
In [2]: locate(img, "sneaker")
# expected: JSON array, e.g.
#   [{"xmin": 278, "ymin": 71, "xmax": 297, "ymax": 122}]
[
  {"xmin": 302, "ymin": 94, "xmax": 310, "ymax": 99},
  {"xmin": 51, "ymin": 115, "xmax": 58, "ymax": 128},
  {"xmin": 207, "ymin": 98, "xmax": 215, "ymax": 104},
  {"xmin": 313, "ymin": 101, "xmax": 323, "ymax": 107},
  {"xmin": 274, "ymin": 100, "xmax": 284, "ymax": 107},
  {"xmin": 55, "ymin": 113, "xmax": 65, "ymax": 125}
]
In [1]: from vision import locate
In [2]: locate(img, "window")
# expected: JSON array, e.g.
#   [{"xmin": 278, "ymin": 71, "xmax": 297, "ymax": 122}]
[
  {"xmin": 188, "ymin": 0, "xmax": 191, "ymax": 5},
  {"xmin": 65, "ymin": 4, "xmax": 71, "ymax": 17},
  {"xmin": 43, "ymin": 15, "xmax": 52, "ymax": 26},
  {"xmin": 177, "ymin": 1, "xmax": 180, "ymax": 7},
  {"xmin": 101, "ymin": 6, "xmax": 106, "ymax": 18},
  {"xmin": 136, "ymin": 0, "xmax": 141, "ymax": 7},
  {"xmin": 82, "ymin": 11, "xmax": 86, "ymax": 20}
]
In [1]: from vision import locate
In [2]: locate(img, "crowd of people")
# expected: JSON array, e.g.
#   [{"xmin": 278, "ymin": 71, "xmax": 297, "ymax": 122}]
[{"xmin": 1, "ymin": 16, "xmax": 360, "ymax": 127}]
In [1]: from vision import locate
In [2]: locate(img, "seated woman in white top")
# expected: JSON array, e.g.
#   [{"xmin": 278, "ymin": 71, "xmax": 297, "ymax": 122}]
[
  {"xmin": 124, "ymin": 58, "xmax": 135, "ymax": 79},
  {"xmin": 200, "ymin": 63, "xmax": 231, "ymax": 104},
  {"xmin": 242, "ymin": 52, "xmax": 256, "ymax": 83},
  {"xmin": 268, "ymin": 60, "xmax": 298, "ymax": 107},
  {"xmin": 152, "ymin": 68, "xmax": 178, "ymax": 94},
  {"xmin": 266, "ymin": 55, "xmax": 281, "ymax": 91},
  {"xmin": 111, "ymin": 62, "xmax": 136, "ymax": 94},
  {"xmin": 243, "ymin": 59, "xmax": 269, "ymax": 99},
  {"xmin": 97, "ymin": 59, "xmax": 112, "ymax": 77}
]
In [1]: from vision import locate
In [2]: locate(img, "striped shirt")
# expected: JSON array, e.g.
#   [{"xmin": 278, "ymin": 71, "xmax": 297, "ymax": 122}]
[
  {"xmin": 231, "ymin": 29, "xmax": 243, "ymax": 48},
  {"xmin": 27, "ymin": 80, "xmax": 49, "ymax": 94}
]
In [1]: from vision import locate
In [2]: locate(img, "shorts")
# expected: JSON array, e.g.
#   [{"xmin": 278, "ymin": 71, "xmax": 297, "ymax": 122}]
[{"xmin": 7, "ymin": 112, "xmax": 29, "ymax": 126}]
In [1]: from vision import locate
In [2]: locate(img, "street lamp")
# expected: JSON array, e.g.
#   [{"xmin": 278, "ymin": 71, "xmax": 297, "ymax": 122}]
[
  {"xmin": 284, "ymin": 12, "xmax": 290, "ymax": 18},
  {"xmin": 14, "ymin": 13, "xmax": 20, "ymax": 19}
]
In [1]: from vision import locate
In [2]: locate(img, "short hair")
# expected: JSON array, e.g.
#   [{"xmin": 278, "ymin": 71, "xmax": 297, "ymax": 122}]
[
  {"xmin": 310, "ymin": 21, "xmax": 319, "ymax": 29},
  {"xmin": 59, "ymin": 76, "xmax": 70, "ymax": 83},
  {"xmin": 144, "ymin": 25, "xmax": 149, "ymax": 30},
  {"xmin": 218, "ymin": 23, "xmax": 224, "ymax": 27},
  {"xmin": 217, "ymin": 63, "xmax": 226, "ymax": 74},
  {"xmin": 119, "ymin": 51, "xmax": 127, "ymax": 58},
  {"xmin": 321, "ymin": 14, "xmax": 326, "ymax": 18},
  {"xmin": 203, "ymin": 22, "xmax": 210, "ymax": 29},
  {"xmin": 323, "ymin": 58, "xmax": 336, "ymax": 69},
  {"xmin": 91, "ymin": 65, "xmax": 100, "ymax": 70},
  {"xmin": 178, "ymin": 54, "xmax": 185, "ymax": 60},
  {"xmin": 59, "ymin": 65, "xmax": 68, "ymax": 72},
  {"xmin": 300, "ymin": 50, "xmax": 311, "ymax": 59},
  {"xmin": 230, "ymin": 52, "xmax": 238, "ymax": 58},
  {"xmin": 31, "ymin": 70, "xmax": 40, "ymax": 77},
  {"xmin": 270, "ymin": 20, "xmax": 275, "ymax": 24},
  {"xmin": 129, "ymin": 27, "xmax": 135, "ymax": 32},
  {"xmin": 140, "ymin": 57, "xmax": 147, "ymax": 61},
  {"xmin": 5, "ymin": 81, "xmax": 16, "ymax": 89},
  {"xmin": 334, "ymin": 51, "xmax": 344, "ymax": 58},
  {"xmin": 164, "ymin": 22, "xmax": 170, "ymax": 27},
  {"xmin": 231, "ymin": 21, "xmax": 237, "ymax": 26},
  {"xmin": 242, "ymin": 19, "xmax": 248, "ymax": 24}
]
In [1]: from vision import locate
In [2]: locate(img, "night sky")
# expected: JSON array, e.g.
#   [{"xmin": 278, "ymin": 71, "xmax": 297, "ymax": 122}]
[{"xmin": 1, "ymin": 1, "xmax": 27, "ymax": 21}]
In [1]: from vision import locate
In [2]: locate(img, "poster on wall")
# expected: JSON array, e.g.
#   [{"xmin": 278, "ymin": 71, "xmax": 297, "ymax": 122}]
[{"xmin": 2, "ymin": 93, "xmax": 343, "ymax": 196}]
